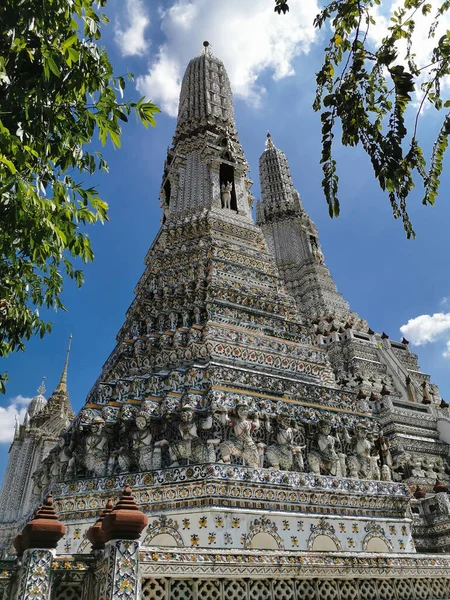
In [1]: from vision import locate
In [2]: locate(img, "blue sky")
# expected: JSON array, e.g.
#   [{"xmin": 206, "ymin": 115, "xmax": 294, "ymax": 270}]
[{"xmin": 1, "ymin": 0, "xmax": 450, "ymax": 478}]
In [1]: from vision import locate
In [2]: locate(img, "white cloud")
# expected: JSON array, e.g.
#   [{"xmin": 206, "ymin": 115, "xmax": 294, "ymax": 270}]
[
  {"xmin": 0, "ymin": 396, "xmax": 32, "ymax": 444},
  {"xmin": 400, "ymin": 311, "xmax": 450, "ymax": 351},
  {"xmin": 115, "ymin": 0, "xmax": 150, "ymax": 57},
  {"xmin": 444, "ymin": 340, "xmax": 450, "ymax": 359},
  {"xmin": 137, "ymin": 51, "xmax": 182, "ymax": 118},
  {"xmin": 136, "ymin": 0, "xmax": 320, "ymax": 117},
  {"xmin": 14, "ymin": 395, "xmax": 33, "ymax": 406}
]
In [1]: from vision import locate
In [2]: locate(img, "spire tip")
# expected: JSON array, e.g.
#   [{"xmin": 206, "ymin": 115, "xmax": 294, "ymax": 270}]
[
  {"xmin": 55, "ymin": 335, "xmax": 72, "ymax": 394},
  {"xmin": 202, "ymin": 40, "xmax": 211, "ymax": 56},
  {"xmin": 265, "ymin": 131, "xmax": 275, "ymax": 149}
]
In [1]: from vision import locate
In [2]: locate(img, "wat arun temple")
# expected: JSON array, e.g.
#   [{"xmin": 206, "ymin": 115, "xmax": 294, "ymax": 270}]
[{"xmin": 2, "ymin": 45, "xmax": 450, "ymax": 600}]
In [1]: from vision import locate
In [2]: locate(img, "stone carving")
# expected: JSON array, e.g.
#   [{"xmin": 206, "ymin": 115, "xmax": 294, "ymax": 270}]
[
  {"xmin": 182, "ymin": 310, "xmax": 190, "ymax": 328},
  {"xmin": 130, "ymin": 320, "xmax": 140, "ymax": 338},
  {"xmin": 84, "ymin": 417, "xmax": 108, "ymax": 477},
  {"xmin": 308, "ymin": 418, "xmax": 345, "ymax": 477},
  {"xmin": 392, "ymin": 453, "xmax": 412, "ymax": 482},
  {"xmin": 218, "ymin": 400, "xmax": 260, "ymax": 468},
  {"xmin": 193, "ymin": 307, "xmax": 201, "ymax": 325},
  {"xmin": 411, "ymin": 456, "xmax": 426, "ymax": 478},
  {"xmin": 58, "ymin": 433, "xmax": 76, "ymax": 481},
  {"xmin": 146, "ymin": 316, "xmax": 155, "ymax": 334},
  {"xmin": 169, "ymin": 404, "xmax": 212, "ymax": 466},
  {"xmin": 169, "ymin": 312, "xmax": 178, "ymax": 331},
  {"xmin": 132, "ymin": 415, "xmax": 154, "ymax": 471},
  {"xmin": 266, "ymin": 411, "xmax": 304, "ymax": 471},
  {"xmin": 31, "ymin": 472, "xmax": 42, "ymax": 504},
  {"xmin": 37, "ymin": 386, "xmax": 397, "ymax": 484},
  {"xmin": 112, "ymin": 406, "xmax": 135, "ymax": 474},
  {"xmin": 381, "ymin": 464, "xmax": 392, "ymax": 481},
  {"xmin": 310, "ymin": 236, "xmax": 325, "ymax": 265},
  {"xmin": 378, "ymin": 433, "xmax": 393, "ymax": 469},
  {"xmin": 346, "ymin": 424, "xmax": 380, "ymax": 480},
  {"xmin": 221, "ymin": 182, "xmax": 232, "ymax": 209}
]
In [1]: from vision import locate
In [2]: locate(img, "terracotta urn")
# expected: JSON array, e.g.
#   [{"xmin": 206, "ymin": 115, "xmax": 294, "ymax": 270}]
[
  {"xmin": 413, "ymin": 486, "xmax": 426, "ymax": 499},
  {"xmin": 102, "ymin": 486, "xmax": 148, "ymax": 541},
  {"xmin": 433, "ymin": 480, "xmax": 448, "ymax": 494},
  {"xmin": 16, "ymin": 495, "xmax": 65, "ymax": 551},
  {"xmin": 87, "ymin": 499, "xmax": 114, "ymax": 550}
]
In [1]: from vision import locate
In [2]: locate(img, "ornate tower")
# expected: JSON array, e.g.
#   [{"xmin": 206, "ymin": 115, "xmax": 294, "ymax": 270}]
[
  {"xmin": 0, "ymin": 338, "xmax": 74, "ymax": 528},
  {"xmin": 35, "ymin": 43, "xmax": 419, "ymax": 565},
  {"xmin": 256, "ymin": 133, "xmax": 363, "ymax": 330},
  {"xmin": 159, "ymin": 42, "xmax": 254, "ymax": 220}
]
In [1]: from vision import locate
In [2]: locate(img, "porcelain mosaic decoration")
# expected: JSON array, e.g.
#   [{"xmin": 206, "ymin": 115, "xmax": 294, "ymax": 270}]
[{"xmin": 2, "ymin": 43, "xmax": 450, "ymax": 599}]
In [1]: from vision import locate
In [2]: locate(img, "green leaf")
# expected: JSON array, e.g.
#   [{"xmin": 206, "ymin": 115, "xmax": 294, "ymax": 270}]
[
  {"xmin": 0, "ymin": 154, "xmax": 16, "ymax": 174},
  {"xmin": 46, "ymin": 54, "xmax": 60, "ymax": 77},
  {"xmin": 0, "ymin": 0, "xmax": 159, "ymax": 391},
  {"xmin": 62, "ymin": 33, "xmax": 78, "ymax": 49}
]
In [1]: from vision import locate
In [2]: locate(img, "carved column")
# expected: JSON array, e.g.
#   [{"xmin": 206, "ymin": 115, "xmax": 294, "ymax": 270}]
[
  {"xmin": 99, "ymin": 539, "xmax": 140, "ymax": 599},
  {"xmin": 95, "ymin": 485, "xmax": 148, "ymax": 600},
  {"xmin": 234, "ymin": 168, "xmax": 247, "ymax": 215},
  {"xmin": 15, "ymin": 548, "xmax": 54, "ymax": 600},
  {"xmin": 210, "ymin": 159, "xmax": 222, "ymax": 209},
  {"xmin": 13, "ymin": 494, "xmax": 65, "ymax": 600}
]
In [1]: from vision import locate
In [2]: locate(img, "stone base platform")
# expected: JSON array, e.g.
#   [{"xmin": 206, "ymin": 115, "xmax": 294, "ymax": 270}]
[{"xmin": 45, "ymin": 465, "xmax": 415, "ymax": 555}]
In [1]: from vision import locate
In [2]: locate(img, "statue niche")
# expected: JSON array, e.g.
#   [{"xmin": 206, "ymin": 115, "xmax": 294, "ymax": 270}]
[
  {"xmin": 160, "ymin": 177, "xmax": 171, "ymax": 223},
  {"xmin": 220, "ymin": 162, "xmax": 237, "ymax": 211}
]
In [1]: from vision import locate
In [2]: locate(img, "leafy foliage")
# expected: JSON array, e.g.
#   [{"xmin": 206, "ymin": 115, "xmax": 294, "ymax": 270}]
[
  {"xmin": 276, "ymin": 0, "xmax": 450, "ymax": 238},
  {"xmin": 274, "ymin": 0, "xmax": 290, "ymax": 15},
  {"xmin": 0, "ymin": 0, "xmax": 159, "ymax": 392}
]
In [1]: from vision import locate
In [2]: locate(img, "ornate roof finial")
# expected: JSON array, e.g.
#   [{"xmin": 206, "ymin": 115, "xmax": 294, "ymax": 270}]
[
  {"xmin": 37, "ymin": 376, "xmax": 46, "ymax": 396},
  {"xmin": 266, "ymin": 131, "xmax": 275, "ymax": 149},
  {"xmin": 55, "ymin": 334, "xmax": 72, "ymax": 394},
  {"xmin": 203, "ymin": 40, "xmax": 211, "ymax": 55}
]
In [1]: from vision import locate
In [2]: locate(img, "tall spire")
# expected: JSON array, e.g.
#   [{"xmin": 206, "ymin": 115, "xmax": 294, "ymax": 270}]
[
  {"xmin": 265, "ymin": 131, "xmax": 275, "ymax": 149},
  {"xmin": 173, "ymin": 46, "xmax": 237, "ymax": 143},
  {"xmin": 257, "ymin": 133, "xmax": 302, "ymax": 222},
  {"xmin": 257, "ymin": 135, "xmax": 362, "ymax": 328},
  {"xmin": 55, "ymin": 335, "xmax": 72, "ymax": 394},
  {"xmin": 158, "ymin": 45, "xmax": 253, "ymax": 220}
]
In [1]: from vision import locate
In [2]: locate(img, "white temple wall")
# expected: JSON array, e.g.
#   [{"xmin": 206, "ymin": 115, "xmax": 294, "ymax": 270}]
[
  {"xmin": 0, "ymin": 441, "xmax": 21, "ymax": 521},
  {"xmin": 55, "ymin": 509, "xmax": 414, "ymax": 555}
]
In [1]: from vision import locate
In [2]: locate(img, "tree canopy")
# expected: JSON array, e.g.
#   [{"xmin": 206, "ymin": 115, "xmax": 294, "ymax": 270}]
[
  {"xmin": 275, "ymin": 0, "xmax": 450, "ymax": 238},
  {"xmin": 0, "ymin": 0, "xmax": 159, "ymax": 392}
]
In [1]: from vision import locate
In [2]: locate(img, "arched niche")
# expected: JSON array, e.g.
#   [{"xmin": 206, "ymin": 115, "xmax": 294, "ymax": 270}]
[
  {"xmin": 311, "ymin": 535, "xmax": 339, "ymax": 552},
  {"xmin": 249, "ymin": 532, "xmax": 279, "ymax": 550},
  {"xmin": 77, "ymin": 539, "xmax": 92, "ymax": 554},
  {"xmin": 219, "ymin": 162, "xmax": 237, "ymax": 211},
  {"xmin": 145, "ymin": 533, "xmax": 180, "ymax": 548},
  {"xmin": 163, "ymin": 178, "xmax": 171, "ymax": 205},
  {"xmin": 365, "ymin": 536, "xmax": 391, "ymax": 553},
  {"xmin": 161, "ymin": 178, "xmax": 171, "ymax": 224}
]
